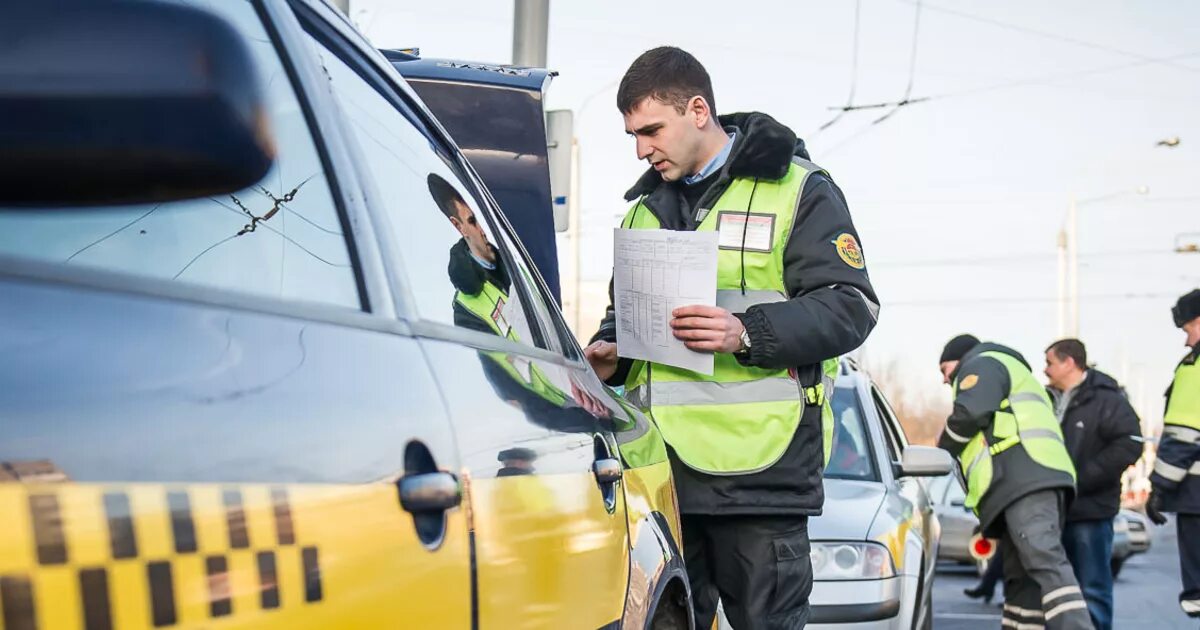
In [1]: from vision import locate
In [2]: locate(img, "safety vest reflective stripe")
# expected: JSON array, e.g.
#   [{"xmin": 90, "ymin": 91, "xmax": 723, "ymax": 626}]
[
  {"xmin": 943, "ymin": 425, "xmax": 972, "ymax": 444},
  {"xmin": 626, "ymin": 377, "xmax": 804, "ymax": 409},
  {"xmin": 1153, "ymin": 458, "xmax": 1200, "ymax": 481},
  {"xmin": 1007, "ymin": 391, "xmax": 1051, "ymax": 406},
  {"xmin": 966, "ymin": 428, "xmax": 1065, "ymax": 479},
  {"xmin": 1165, "ymin": 425, "xmax": 1200, "ymax": 444}
]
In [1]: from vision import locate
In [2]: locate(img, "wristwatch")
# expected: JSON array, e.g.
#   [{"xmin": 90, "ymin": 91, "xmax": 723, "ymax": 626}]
[{"xmin": 738, "ymin": 328, "xmax": 752, "ymax": 353}]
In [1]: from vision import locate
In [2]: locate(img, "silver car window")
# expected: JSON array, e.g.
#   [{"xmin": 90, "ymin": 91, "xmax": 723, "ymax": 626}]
[{"xmin": 827, "ymin": 386, "xmax": 879, "ymax": 481}]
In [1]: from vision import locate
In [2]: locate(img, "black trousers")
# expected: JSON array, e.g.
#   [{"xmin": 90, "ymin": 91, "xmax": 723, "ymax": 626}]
[
  {"xmin": 999, "ymin": 489, "xmax": 1094, "ymax": 630},
  {"xmin": 1176, "ymin": 514, "xmax": 1200, "ymax": 617},
  {"xmin": 683, "ymin": 513, "xmax": 812, "ymax": 630}
]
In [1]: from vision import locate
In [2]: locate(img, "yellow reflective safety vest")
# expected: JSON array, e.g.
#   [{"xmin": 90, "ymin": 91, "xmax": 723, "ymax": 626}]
[
  {"xmin": 1164, "ymin": 354, "xmax": 1200, "ymax": 431},
  {"xmin": 621, "ymin": 159, "xmax": 838, "ymax": 475},
  {"xmin": 955, "ymin": 351, "xmax": 1076, "ymax": 512},
  {"xmin": 454, "ymin": 283, "xmax": 567, "ymax": 407}
]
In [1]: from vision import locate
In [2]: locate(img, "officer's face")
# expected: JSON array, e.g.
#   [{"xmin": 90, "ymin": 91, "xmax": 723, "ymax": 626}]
[
  {"xmin": 939, "ymin": 361, "xmax": 958, "ymax": 385},
  {"xmin": 450, "ymin": 199, "xmax": 494, "ymax": 262},
  {"xmin": 623, "ymin": 96, "xmax": 710, "ymax": 182},
  {"xmin": 1185, "ymin": 317, "xmax": 1200, "ymax": 347}
]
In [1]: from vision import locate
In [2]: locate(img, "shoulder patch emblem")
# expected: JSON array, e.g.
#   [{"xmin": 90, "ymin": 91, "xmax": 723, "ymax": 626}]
[
  {"xmin": 959, "ymin": 374, "xmax": 980, "ymax": 390},
  {"xmin": 832, "ymin": 233, "xmax": 865, "ymax": 269}
]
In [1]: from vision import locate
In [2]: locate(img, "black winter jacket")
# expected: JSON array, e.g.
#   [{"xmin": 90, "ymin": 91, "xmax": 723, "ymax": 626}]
[
  {"xmin": 591, "ymin": 112, "xmax": 879, "ymax": 515},
  {"xmin": 1049, "ymin": 369, "xmax": 1142, "ymax": 522}
]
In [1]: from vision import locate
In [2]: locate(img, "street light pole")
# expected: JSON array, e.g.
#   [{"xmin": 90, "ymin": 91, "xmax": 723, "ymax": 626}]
[
  {"xmin": 512, "ymin": 0, "xmax": 549, "ymax": 67},
  {"xmin": 1068, "ymin": 195, "xmax": 1080, "ymax": 337},
  {"xmin": 1058, "ymin": 186, "xmax": 1148, "ymax": 338}
]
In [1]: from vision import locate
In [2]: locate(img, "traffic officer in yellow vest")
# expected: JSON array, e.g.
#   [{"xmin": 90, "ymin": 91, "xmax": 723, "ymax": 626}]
[
  {"xmin": 584, "ymin": 47, "xmax": 879, "ymax": 629},
  {"xmin": 936, "ymin": 335, "xmax": 1093, "ymax": 630},
  {"xmin": 1145, "ymin": 289, "xmax": 1200, "ymax": 619}
]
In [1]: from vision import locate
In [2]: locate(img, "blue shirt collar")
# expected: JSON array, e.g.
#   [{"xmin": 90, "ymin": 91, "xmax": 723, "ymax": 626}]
[{"xmin": 683, "ymin": 131, "xmax": 735, "ymax": 185}]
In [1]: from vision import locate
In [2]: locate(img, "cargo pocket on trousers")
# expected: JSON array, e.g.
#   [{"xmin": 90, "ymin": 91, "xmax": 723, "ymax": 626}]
[{"xmin": 768, "ymin": 528, "xmax": 813, "ymax": 627}]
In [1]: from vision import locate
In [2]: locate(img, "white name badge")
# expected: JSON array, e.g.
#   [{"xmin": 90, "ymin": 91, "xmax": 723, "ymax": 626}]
[{"xmin": 717, "ymin": 211, "xmax": 775, "ymax": 253}]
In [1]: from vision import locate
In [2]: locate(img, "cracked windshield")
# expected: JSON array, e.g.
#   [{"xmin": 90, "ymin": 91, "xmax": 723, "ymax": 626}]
[{"xmin": 0, "ymin": 0, "xmax": 359, "ymax": 311}]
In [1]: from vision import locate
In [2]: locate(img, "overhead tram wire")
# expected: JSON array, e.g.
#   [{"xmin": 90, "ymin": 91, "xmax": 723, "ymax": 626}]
[
  {"xmin": 824, "ymin": 0, "xmax": 923, "ymax": 155},
  {"xmin": 810, "ymin": 0, "xmax": 863, "ymax": 137},
  {"xmin": 873, "ymin": 0, "xmax": 923, "ymax": 125},
  {"xmin": 893, "ymin": 0, "xmax": 1200, "ymax": 75}
]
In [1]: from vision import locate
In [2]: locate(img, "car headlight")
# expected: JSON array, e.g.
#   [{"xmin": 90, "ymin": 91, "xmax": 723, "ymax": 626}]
[{"xmin": 810, "ymin": 541, "xmax": 896, "ymax": 580}]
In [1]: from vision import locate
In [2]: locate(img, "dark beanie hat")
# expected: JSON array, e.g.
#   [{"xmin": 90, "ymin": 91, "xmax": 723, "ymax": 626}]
[
  {"xmin": 1173, "ymin": 289, "xmax": 1200, "ymax": 328},
  {"xmin": 940, "ymin": 334, "xmax": 980, "ymax": 364}
]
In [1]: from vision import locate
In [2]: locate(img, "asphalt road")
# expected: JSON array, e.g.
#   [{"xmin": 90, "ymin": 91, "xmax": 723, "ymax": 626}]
[{"xmin": 933, "ymin": 517, "xmax": 1193, "ymax": 629}]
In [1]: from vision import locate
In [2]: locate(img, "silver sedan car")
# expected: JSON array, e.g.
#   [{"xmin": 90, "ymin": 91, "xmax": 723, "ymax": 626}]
[{"xmin": 718, "ymin": 360, "xmax": 953, "ymax": 630}]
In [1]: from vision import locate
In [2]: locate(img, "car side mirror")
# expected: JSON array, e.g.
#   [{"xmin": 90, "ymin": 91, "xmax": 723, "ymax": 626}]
[
  {"xmin": 0, "ymin": 1, "xmax": 274, "ymax": 206},
  {"xmin": 897, "ymin": 446, "xmax": 955, "ymax": 478}
]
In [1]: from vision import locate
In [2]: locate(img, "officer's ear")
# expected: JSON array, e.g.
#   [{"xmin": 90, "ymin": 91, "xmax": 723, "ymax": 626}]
[{"xmin": 688, "ymin": 95, "xmax": 712, "ymax": 129}]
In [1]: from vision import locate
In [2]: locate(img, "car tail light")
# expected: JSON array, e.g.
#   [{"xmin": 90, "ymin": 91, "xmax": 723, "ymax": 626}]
[{"xmin": 969, "ymin": 534, "xmax": 996, "ymax": 560}]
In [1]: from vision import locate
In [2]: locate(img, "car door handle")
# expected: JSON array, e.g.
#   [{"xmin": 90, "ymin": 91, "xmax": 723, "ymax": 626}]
[
  {"xmin": 398, "ymin": 472, "xmax": 461, "ymax": 513},
  {"xmin": 593, "ymin": 458, "xmax": 622, "ymax": 485}
]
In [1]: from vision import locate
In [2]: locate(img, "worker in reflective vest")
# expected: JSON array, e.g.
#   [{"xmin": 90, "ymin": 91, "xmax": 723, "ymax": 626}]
[
  {"xmin": 1147, "ymin": 289, "xmax": 1200, "ymax": 619},
  {"xmin": 937, "ymin": 335, "xmax": 1092, "ymax": 630},
  {"xmin": 585, "ymin": 47, "xmax": 879, "ymax": 629}
]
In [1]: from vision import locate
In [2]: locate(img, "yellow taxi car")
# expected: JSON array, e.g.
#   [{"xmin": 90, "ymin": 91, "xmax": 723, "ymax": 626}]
[{"xmin": 0, "ymin": 1, "xmax": 690, "ymax": 628}]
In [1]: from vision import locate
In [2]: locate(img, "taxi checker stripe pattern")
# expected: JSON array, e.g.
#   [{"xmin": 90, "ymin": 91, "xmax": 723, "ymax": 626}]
[
  {"xmin": 2, "ymin": 575, "xmax": 37, "ymax": 630},
  {"xmin": 167, "ymin": 491, "xmax": 197, "ymax": 554},
  {"xmin": 2, "ymin": 485, "xmax": 324, "ymax": 628},
  {"xmin": 80, "ymin": 567, "xmax": 113, "ymax": 630},
  {"xmin": 29, "ymin": 493, "xmax": 67, "ymax": 565}
]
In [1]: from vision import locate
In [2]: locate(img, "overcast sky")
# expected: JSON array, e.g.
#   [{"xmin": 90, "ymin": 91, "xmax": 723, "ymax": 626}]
[{"xmin": 354, "ymin": 0, "xmax": 1200, "ymax": 424}]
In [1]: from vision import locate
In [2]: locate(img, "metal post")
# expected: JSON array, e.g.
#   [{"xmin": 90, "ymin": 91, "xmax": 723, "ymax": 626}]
[
  {"xmin": 1068, "ymin": 196, "xmax": 1079, "ymax": 337},
  {"xmin": 569, "ymin": 138, "xmax": 582, "ymax": 332},
  {"xmin": 1056, "ymin": 228, "xmax": 1067, "ymax": 338},
  {"xmin": 512, "ymin": 0, "xmax": 549, "ymax": 67}
]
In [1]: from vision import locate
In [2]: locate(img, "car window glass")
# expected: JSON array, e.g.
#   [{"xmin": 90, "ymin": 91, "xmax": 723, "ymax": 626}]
[
  {"xmin": 0, "ymin": 0, "xmax": 360, "ymax": 311},
  {"xmin": 485, "ymin": 211, "xmax": 581, "ymax": 359},
  {"xmin": 873, "ymin": 387, "xmax": 910, "ymax": 450},
  {"xmin": 304, "ymin": 36, "xmax": 549, "ymax": 351},
  {"xmin": 827, "ymin": 386, "xmax": 878, "ymax": 481}
]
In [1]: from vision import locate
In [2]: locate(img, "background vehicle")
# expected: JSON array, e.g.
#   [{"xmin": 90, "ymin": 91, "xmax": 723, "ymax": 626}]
[
  {"xmin": 717, "ymin": 359, "xmax": 953, "ymax": 630},
  {"xmin": 0, "ymin": 1, "xmax": 690, "ymax": 628}
]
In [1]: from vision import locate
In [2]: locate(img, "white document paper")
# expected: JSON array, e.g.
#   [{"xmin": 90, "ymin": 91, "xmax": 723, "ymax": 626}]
[{"xmin": 613, "ymin": 228, "xmax": 718, "ymax": 374}]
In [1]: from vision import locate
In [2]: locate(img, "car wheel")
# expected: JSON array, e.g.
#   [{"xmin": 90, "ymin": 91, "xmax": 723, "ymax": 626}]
[
  {"xmin": 649, "ymin": 589, "xmax": 689, "ymax": 630},
  {"xmin": 1111, "ymin": 558, "xmax": 1124, "ymax": 579}
]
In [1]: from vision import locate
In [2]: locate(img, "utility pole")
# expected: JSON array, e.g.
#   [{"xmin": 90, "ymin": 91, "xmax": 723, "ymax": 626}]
[
  {"xmin": 1068, "ymin": 195, "xmax": 1080, "ymax": 337},
  {"xmin": 512, "ymin": 0, "xmax": 549, "ymax": 67},
  {"xmin": 1057, "ymin": 228, "xmax": 1067, "ymax": 338}
]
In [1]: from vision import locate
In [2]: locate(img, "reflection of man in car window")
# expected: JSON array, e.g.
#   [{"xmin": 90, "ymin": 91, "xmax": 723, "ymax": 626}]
[{"xmin": 427, "ymin": 173, "xmax": 512, "ymax": 337}]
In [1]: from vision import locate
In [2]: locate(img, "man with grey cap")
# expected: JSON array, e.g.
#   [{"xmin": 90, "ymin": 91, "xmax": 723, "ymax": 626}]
[
  {"xmin": 1146, "ymin": 289, "xmax": 1200, "ymax": 618},
  {"xmin": 937, "ymin": 334, "xmax": 1092, "ymax": 630}
]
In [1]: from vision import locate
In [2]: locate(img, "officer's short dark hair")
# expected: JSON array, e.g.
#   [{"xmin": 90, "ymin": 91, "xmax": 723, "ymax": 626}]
[
  {"xmin": 427, "ymin": 173, "xmax": 465, "ymax": 220},
  {"xmin": 617, "ymin": 46, "xmax": 717, "ymax": 117},
  {"xmin": 1046, "ymin": 338, "xmax": 1087, "ymax": 368}
]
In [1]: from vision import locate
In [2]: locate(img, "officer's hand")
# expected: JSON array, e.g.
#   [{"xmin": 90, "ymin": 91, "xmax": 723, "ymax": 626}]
[
  {"xmin": 1146, "ymin": 492, "xmax": 1169, "ymax": 526},
  {"xmin": 670, "ymin": 305, "xmax": 744, "ymax": 353},
  {"xmin": 584, "ymin": 341, "xmax": 618, "ymax": 381}
]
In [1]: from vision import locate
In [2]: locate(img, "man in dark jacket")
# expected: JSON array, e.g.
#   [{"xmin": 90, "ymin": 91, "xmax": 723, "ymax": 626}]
[
  {"xmin": 1044, "ymin": 338, "xmax": 1142, "ymax": 630},
  {"xmin": 937, "ymin": 335, "xmax": 1092, "ymax": 630},
  {"xmin": 585, "ymin": 47, "xmax": 878, "ymax": 629}
]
